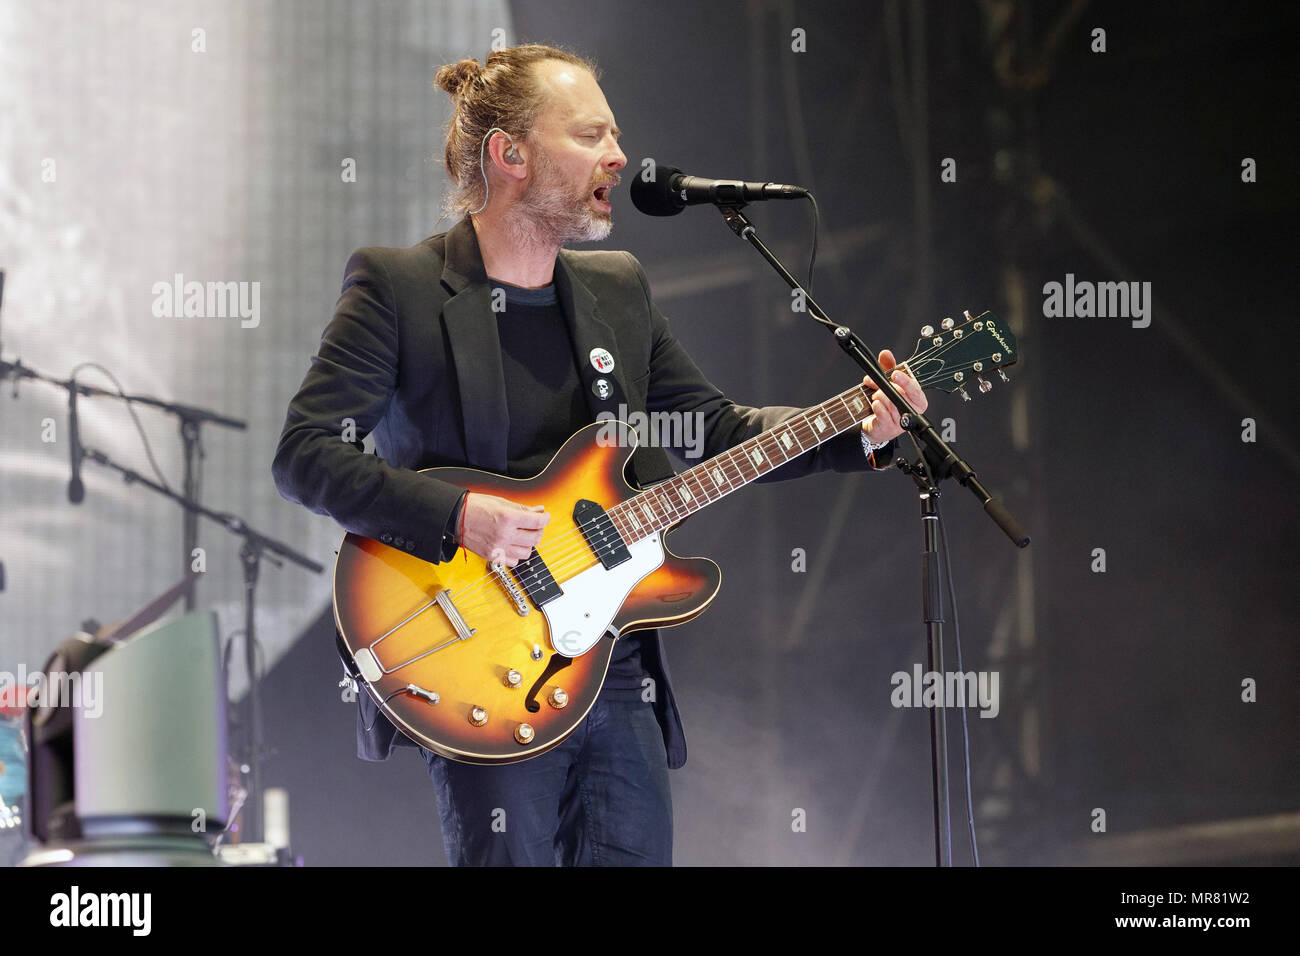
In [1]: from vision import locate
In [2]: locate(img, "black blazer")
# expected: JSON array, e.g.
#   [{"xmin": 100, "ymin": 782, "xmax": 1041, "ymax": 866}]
[{"xmin": 272, "ymin": 217, "xmax": 887, "ymax": 767}]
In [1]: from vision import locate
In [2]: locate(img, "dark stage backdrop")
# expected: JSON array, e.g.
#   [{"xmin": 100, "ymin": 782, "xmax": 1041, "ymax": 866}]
[{"xmin": 2, "ymin": 0, "xmax": 1297, "ymax": 866}]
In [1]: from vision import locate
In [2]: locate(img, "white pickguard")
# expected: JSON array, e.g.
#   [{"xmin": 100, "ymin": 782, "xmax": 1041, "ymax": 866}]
[{"xmin": 543, "ymin": 532, "xmax": 664, "ymax": 656}]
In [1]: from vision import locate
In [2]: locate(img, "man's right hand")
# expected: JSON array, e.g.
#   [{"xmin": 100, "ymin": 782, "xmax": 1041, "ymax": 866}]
[{"xmin": 459, "ymin": 492, "xmax": 551, "ymax": 567}]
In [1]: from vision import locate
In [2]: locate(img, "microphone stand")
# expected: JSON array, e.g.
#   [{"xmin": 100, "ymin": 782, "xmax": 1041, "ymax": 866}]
[
  {"xmin": 1, "ymin": 358, "xmax": 246, "ymax": 611},
  {"xmin": 713, "ymin": 202, "xmax": 1030, "ymax": 866}
]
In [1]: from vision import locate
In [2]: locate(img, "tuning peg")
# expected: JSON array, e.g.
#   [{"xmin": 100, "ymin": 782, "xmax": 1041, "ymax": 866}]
[
  {"xmin": 941, "ymin": 317, "xmax": 955, "ymax": 331},
  {"xmin": 998, "ymin": 369, "xmax": 1009, "ymax": 383},
  {"xmin": 959, "ymin": 387, "xmax": 971, "ymax": 402},
  {"xmin": 921, "ymin": 324, "xmax": 934, "ymax": 337},
  {"xmin": 963, "ymin": 310, "xmax": 973, "ymax": 321},
  {"xmin": 978, "ymin": 377, "xmax": 993, "ymax": 394}
]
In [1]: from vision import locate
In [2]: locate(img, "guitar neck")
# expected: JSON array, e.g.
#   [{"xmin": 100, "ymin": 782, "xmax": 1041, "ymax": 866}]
[{"xmin": 609, "ymin": 382, "xmax": 873, "ymax": 543}]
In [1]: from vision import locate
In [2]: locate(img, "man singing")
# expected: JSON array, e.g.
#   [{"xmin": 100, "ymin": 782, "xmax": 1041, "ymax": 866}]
[{"xmin": 272, "ymin": 43, "xmax": 927, "ymax": 866}]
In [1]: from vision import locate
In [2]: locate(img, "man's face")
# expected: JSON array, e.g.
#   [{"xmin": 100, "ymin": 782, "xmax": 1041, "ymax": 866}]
[{"xmin": 517, "ymin": 60, "xmax": 627, "ymax": 244}]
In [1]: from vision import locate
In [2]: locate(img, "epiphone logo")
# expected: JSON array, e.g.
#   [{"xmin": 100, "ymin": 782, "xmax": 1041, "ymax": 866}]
[{"xmin": 985, "ymin": 321, "xmax": 1014, "ymax": 356}]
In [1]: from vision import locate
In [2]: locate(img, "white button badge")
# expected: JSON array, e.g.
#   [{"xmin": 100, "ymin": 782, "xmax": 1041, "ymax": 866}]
[{"xmin": 589, "ymin": 347, "xmax": 615, "ymax": 374}]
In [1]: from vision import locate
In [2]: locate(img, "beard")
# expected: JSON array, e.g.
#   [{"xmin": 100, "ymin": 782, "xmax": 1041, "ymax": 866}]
[{"xmin": 504, "ymin": 145, "xmax": 615, "ymax": 248}]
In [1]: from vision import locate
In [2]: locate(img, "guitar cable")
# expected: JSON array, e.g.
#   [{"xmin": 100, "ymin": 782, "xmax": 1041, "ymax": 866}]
[{"xmin": 907, "ymin": 430, "xmax": 982, "ymax": 867}]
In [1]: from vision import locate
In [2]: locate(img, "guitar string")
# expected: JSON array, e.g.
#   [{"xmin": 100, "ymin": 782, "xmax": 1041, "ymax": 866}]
[
  {"xmin": 415, "ymin": 384, "xmax": 877, "ymax": 614},
  {"xmin": 363, "ymin": 345, "xmax": 1009, "ymax": 651},
  {"xmin": 372, "ymin": 425, "xmax": 801, "ymax": 641},
  {"xmin": 372, "ymin": 347, "xmax": 1006, "ymax": 641},
  {"xmin": 443, "ymin": 343, "xmax": 1007, "ymax": 607},
  {"xmin": 364, "ymin": 350, "xmax": 1007, "ymax": 659},
  {"xmin": 438, "ymin": 436, "xmax": 778, "ymax": 621},
  {"xmin": 427, "ymin": 334, "xmax": 999, "ymax": 606},
  {"xmin": 364, "ymin": 391, "xmax": 866, "ymax": 649},
  {"xmin": 359, "ymin": 325, "xmax": 1011, "ymax": 652},
  {"xmin": 411, "ymin": 388, "xmax": 868, "ymax": 603}
]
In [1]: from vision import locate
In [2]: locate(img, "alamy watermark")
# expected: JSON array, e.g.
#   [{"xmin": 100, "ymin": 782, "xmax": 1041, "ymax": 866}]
[
  {"xmin": 151, "ymin": 274, "xmax": 261, "ymax": 328},
  {"xmin": 595, "ymin": 405, "xmax": 705, "ymax": 459},
  {"xmin": 1042, "ymin": 273, "xmax": 1151, "ymax": 328},
  {"xmin": 0, "ymin": 664, "xmax": 103, "ymax": 718},
  {"xmin": 49, "ymin": 886, "xmax": 150, "ymax": 936},
  {"xmin": 891, "ymin": 664, "xmax": 999, "ymax": 718}
]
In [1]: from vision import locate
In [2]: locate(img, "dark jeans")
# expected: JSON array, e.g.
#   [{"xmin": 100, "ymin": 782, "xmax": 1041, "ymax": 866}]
[{"xmin": 418, "ymin": 696, "xmax": 673, "ymax": 866}]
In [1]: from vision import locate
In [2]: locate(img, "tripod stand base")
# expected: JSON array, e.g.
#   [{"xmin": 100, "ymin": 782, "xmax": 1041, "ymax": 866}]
[{"xmin": 20, "ymin": 833, "xmax": 222, "ymax": 867}]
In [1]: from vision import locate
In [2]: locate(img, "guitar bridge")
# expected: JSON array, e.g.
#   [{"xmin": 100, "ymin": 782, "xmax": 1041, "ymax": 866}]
[{"xmin": 490, "ymin": 560, "xmax": 530, "ymax": 616}]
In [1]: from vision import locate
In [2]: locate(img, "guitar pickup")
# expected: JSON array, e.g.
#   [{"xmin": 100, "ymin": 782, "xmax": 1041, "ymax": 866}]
[
  {"xmin": 573, "ymin": 498, "xmax": 630, "ymax": 570},
  {"xmin": 513, "ymin": 548, "xmax": 561, "ymax": 608}
]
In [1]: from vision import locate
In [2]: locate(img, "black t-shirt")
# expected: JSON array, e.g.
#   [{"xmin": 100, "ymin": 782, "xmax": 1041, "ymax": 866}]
[{"xmin": 494, "ymin": 280, "xmax": 645, "ymax": 701}]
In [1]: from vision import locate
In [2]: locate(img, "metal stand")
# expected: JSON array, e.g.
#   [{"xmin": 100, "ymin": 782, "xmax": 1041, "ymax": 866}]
[
  {"xmin": 899, "ymin": 461, "xmax": 954, "ymax": 865},
  {"xmin": 180, "ymin": 416, "xmax": 203, "ymax": 611},
  {"xmin": 713, "ymin": 202, "xmax": 1028, "ymax": 865},
  {"xmin": 237, "ymin": 533, "xmax": 268, "ymax": 843},
  {"xmin": 1, "ymin": 356, "xmax": 246, "ymax": 612}
]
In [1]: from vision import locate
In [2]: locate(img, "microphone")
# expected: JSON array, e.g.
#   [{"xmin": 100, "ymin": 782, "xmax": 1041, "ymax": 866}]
[
  {"xmin": 630, "ymin": 165, "xmax": 807, "ymax": 216},
  {"xmin": 68, "ymin": 380, "xmax": 84, "ymax": 503}
]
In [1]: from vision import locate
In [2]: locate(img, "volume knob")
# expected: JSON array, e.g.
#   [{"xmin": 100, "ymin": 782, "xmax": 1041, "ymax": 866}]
[
  {"xmin": 504, "ymin": 669, "xmax": 522, "ymax": 688},
  {"xmin": 514, "ymin": 723, "xmax": 535, "ymax": 744},
  {"xmin": 469, "ymin": 706, "xmax": 488, "ymax": 726},
  {"xmin": 548, "ymin": 688, "xmax": 569, "ymax": 709}
]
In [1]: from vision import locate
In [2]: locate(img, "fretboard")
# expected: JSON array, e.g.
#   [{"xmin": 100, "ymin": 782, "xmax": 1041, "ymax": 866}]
[{"xmin": 606, "ymin": 383, "xmax": 873, "ymax": 544}]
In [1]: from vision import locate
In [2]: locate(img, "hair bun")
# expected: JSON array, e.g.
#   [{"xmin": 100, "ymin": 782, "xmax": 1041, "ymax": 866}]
[{"xmin": 435, "ymin": 58, "xmax": 483, "ymax": 97}]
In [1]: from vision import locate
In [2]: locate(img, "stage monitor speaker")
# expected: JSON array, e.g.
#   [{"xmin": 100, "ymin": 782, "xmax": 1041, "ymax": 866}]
[{"xmin": 27, "ymin": 609, "xmax": 228, "ymax": 849}]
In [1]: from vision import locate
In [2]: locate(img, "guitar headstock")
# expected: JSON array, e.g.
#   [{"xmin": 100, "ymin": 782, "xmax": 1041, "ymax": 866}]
[{"xmin": 901, "ymin": 310, "xmax": 1018, "ymax": 401}]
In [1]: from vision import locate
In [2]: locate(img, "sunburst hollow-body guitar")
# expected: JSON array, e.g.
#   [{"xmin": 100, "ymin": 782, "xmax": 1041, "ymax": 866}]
[{"xmin": 333, "ymin": 310, "xmax": 1017, "ymax": 763}]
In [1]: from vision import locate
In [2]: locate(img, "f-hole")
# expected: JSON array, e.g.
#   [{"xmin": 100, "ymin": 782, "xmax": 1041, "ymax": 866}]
[{"xmin": 524, "ymin": 653, "xmax": 573, "ymax": 713}]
